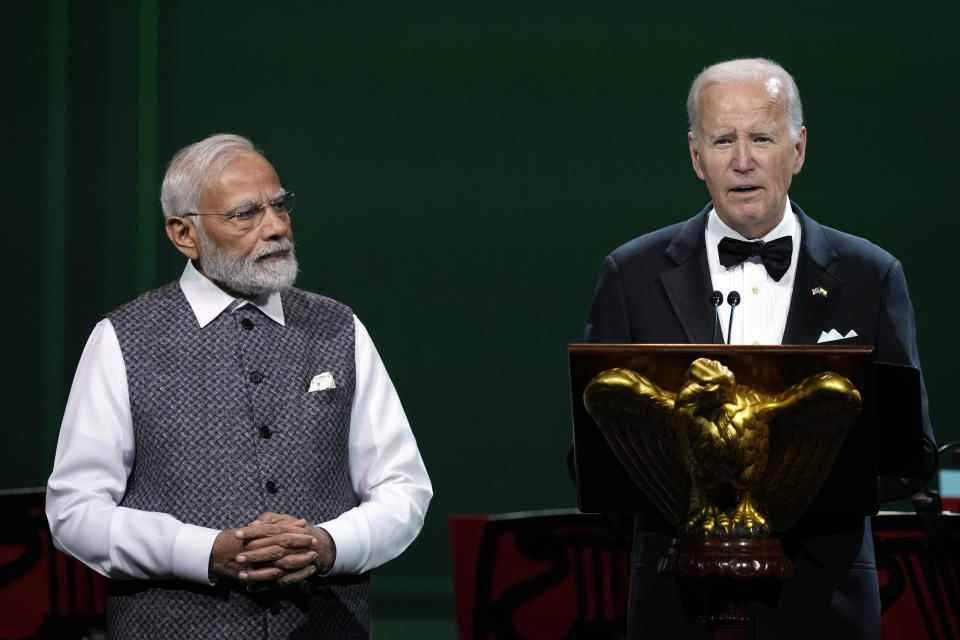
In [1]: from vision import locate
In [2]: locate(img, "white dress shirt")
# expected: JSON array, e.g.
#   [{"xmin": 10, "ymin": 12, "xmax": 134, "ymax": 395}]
[
  {"xmin": 46, "ymin": 261, "xmax": 432, "ymax": 584},
  {"xmin": 705, "ymin": 200, "xmax": 801, "ymax": 345}
]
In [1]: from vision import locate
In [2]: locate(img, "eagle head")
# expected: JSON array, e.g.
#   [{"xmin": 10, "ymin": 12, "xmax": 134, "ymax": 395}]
[{"xmin": 676, "ymin": 358, "xmax": 736, "ymax": 410}]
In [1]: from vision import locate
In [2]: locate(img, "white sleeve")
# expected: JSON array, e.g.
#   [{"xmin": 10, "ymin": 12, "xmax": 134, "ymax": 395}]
[
  {"xmin": 45, "ymin": 319, "xmax": 220, "ymax": 584},
  {"xmin": 319, "ymin": 316, "xmax": 433, "ymax": 574}
]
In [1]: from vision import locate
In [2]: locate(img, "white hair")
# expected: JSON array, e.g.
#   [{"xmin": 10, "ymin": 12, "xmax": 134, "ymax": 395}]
[
  {"xmin": 687, "ymin": 58, "xmax": 803, "ymax": 147},
  {"xmin": 160, "ymin": 133, "xmax": 258, "ymax": 219}
]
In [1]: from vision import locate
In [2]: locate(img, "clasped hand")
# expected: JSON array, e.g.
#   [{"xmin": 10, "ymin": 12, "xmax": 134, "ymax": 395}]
[{"xmin": 209, "ymin": 512, "xmax": 336, "ymax": 591}]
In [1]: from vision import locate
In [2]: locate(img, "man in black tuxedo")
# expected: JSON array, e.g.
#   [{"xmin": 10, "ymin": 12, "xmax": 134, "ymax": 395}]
[{"xmin": 583, "ymin": 58, "xmax": 936, "ymax": 638}]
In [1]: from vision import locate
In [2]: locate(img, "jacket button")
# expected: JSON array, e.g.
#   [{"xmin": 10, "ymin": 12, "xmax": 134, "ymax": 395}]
[
  {"xmin": 241, "ymin": 318, "xmax": 254, "ymax": 330},
  {"xmin": 265, "ymin": 480, "xmax": 278, "ymax": 494},
  {"xmin": 259, "ymin": 425, "xmax": 272, "ymax": 439},
  {"xmin": 249, "ymin": 371, "xmax": 263, "ymax": 383}
]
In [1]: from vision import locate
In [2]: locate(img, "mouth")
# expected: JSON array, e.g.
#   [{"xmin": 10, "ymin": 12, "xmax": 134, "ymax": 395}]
[
  {"xmin": 256, "ymin": 249, "xmax": 289, "ymax": 262},
  {"xmin": 729, "ymin": 185, "xmax": 762, "ymax": 195}
]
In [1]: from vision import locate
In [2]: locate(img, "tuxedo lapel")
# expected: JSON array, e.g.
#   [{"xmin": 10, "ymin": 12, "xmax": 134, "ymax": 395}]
[
  {"xmin": 782, "ymin": 205, "xmax": 844, "ymax": 344},
  {"xmin": 660, "ymin": 207, "xmax": 717, "ymax": 343}
]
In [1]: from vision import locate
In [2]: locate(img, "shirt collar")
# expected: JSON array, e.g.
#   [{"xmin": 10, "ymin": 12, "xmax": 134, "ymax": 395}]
[
  {"xmin": 706, "ymin": 199, "xmax": 797, "ymax": 244},
  {"xmin": 704, "ymin": 199, "xmax": 802, "ymax": 284},
  {"xmin": 179, "ymin": 260, "xmax": 286, "ymax": 328}
]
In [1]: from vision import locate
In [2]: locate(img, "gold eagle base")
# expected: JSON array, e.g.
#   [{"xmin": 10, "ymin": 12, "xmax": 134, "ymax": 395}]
[{"xmin": 657, "ymin": 537, "xmax": 795, "ymax": 640}]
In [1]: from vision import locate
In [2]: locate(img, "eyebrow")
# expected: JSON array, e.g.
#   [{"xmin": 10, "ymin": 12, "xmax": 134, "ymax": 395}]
[
  {"xmin": 707, "ymin": 128, "xmax": 780, "ymax": 142},
  {"xmin": 225, "ymin": 198, "xmax": 260, "ymax": 213},
  {"xmin": 707, "ymin": 131, "xmax": 735, "ymax": 142},
  {"xmin": 226, "ymin": 189, "xmax": 286, "ymax": 212}
]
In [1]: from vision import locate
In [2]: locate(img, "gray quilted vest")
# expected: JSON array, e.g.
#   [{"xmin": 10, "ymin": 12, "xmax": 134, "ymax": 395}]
[{"xmin": 104, "ymin": 281, "xmax": 369, "ymax": 639}]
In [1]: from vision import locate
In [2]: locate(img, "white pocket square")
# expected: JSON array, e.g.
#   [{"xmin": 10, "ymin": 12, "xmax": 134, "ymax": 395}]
[
  {"xmin": 308, "ymin": 372, "xmax": 337, "ymax": 392},
  {"xmin": 817, "ymin": 329, "xmax": 858, "ymax": 343}
]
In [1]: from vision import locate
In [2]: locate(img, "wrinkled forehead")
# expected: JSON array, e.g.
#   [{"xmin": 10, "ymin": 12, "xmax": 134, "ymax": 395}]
[
  {"xmin": 699, "ymin": 80, "xmax": 788, "ymax": 125},
  {"xmin": 202, "ymin": 150, "xmax": 261, "ymax": 186},
  {"xmin": 200, "ymin": 152, "xmax": 283, "ymax": 206}
]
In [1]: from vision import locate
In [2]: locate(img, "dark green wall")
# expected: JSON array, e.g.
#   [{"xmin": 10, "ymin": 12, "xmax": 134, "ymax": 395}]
[{"xmin": 5, "ymin": 0, "xmax": 957, "ymax": 626}]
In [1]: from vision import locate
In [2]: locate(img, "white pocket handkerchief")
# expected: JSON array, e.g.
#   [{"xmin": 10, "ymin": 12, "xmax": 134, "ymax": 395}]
[
  {"xmin": 308, "ymin": 372, "xmax": 337, "ymax": 392},
  {"xmin": 817, "ymin": 329, "xmax": 858, "ymax": 343}
]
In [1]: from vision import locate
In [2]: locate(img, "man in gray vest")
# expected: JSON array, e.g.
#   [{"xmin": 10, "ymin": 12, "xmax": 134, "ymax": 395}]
[{"xmin": 46, "ymin": 133, "xmax": 433, "ymax": 638}]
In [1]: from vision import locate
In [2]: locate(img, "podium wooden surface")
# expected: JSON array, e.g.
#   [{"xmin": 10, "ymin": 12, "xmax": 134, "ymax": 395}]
[{"xmin": 658, "ymin": 538, "xmax": 794, "ymax": 640}]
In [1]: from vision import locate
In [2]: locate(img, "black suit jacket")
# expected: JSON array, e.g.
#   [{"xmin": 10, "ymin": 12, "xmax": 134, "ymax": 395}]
[
  {"xmin": 582, "ymin": 201, "xmax": 936, "ymax": 638},
  {"xmin": 586, "ymin": 201, "xmax": 934, "ymax": 458}
]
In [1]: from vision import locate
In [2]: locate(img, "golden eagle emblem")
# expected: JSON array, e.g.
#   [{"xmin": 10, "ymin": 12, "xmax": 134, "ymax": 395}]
[{"xmin": 584, "ymin": 358, "xmax": 861, "ymax": 537}]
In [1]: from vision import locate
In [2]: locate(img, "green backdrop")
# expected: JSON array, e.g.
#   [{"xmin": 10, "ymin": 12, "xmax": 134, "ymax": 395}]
[{"xmin": 4, "ymin": 1, "xmax": 956, "ymax": 633}]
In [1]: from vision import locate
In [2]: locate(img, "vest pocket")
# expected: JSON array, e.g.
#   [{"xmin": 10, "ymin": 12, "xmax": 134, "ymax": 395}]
[{"xmin": 303, "ymin": 387, "xmax": 346, "ymax": 404}]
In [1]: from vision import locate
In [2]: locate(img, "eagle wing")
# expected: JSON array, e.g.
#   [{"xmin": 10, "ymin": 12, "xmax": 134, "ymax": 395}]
[
  {"xmin": 583, "ymin": 368, "xmax": 689, "ymax": 527},
  {"xmin": 757, "ymin": 372, "xmax": 862, "ymax": 531}
]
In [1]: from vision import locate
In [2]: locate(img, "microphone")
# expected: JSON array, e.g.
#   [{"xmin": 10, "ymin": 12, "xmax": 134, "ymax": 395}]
[
  {"xmin": 726, "ymin": 291, "xmax": 741, "ymax": 345},
  {"xmin": 710, "ymin": 291, "xmax": 723, "ymax": 343}
]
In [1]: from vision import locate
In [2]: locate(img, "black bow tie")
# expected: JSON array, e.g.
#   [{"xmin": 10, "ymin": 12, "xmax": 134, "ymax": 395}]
[{"xmin": 717, "ymin": 236, "xmax": 793, "ymax": 282}]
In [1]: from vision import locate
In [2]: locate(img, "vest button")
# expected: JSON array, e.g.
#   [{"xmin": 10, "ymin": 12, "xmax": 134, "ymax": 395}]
[
  {"xmin": 265, "ymin": 480, "xmax": 278, "ymax": 494},
  {"xmin": 249, "ymin": 371, "xmax": 264, "ymax": 383},
  {"xmin": 241, "ymin": 318, "xmax": 254, "ymax": 330},
  {"xmin": 259, "ymin": 425, "xmax": 272, "ymax": 439}
]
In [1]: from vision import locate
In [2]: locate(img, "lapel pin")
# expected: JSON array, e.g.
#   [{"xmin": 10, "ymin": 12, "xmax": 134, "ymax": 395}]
[{"xmin": 811, "ymin": 286, "xmax": 828, "ymax": 298}]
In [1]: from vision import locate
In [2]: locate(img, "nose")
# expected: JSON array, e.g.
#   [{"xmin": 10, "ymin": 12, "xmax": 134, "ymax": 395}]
[
  {"xmin": 731, "ymin": 139, "xmax": 754, "ymax": 173},
  {"xmin": 259, "ymin": 203, "xmax": 290, "ymax": 240}
]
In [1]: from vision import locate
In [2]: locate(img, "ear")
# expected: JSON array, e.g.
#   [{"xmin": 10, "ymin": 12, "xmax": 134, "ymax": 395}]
[
  {"xmin": 688, "ymin": 131, "xmax": 706, "ymax": 181},
  {"xmin": 165, "ymin": 216, "xmax": 200, "ymax": 260},
  {"xmin": 792, "ymin": 126, "xmax": 807, "ymax": 174}
]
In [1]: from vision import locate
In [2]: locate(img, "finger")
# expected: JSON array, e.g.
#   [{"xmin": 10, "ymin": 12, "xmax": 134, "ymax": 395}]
[
  {"xmin": 239, "ymin": 544, "xmax": 314, "ymax": 566},
  {"xmin": 237, "ymin": 566, "xmax": 285, "ymax": 583},
  {"xmin": 277, "ymin": 563, "xmax": 317, "ymax": 586},
  {"xmin": 254, "ymin": 513, "xmax": 305, "ymax": 526},
  {"xmin": 237, "ymin": 540, "xmax": 316, "ymax": 565},
  {"xmin": 273, "ymin": 551, "xmax": 318, "ymax": 571},
  {"xmin": 242, "ymin": 533, "xmax": 317, "ymax": 552},
  {"xmin": 247, "ymin": 564, "xmax": 317, "ymax": 592},
  {"xmin": 236, "ymin": 524, "xmax": 312, "ymax": 542}
]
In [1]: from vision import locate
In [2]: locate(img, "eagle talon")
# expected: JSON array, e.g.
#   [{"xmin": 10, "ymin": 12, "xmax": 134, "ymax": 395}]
[
  {"xmin": 729, "ymin": 493, "xmax": 768, "ymax": 532},
  {"xmin": 685, "ymin": 502, "xmax": 730, "ymax": 536}
]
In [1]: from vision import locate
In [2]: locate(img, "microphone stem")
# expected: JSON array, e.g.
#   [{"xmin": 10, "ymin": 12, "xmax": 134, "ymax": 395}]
[{"xmin": 726, "ymin": 302, "xmax": 737, "ymax": 345}]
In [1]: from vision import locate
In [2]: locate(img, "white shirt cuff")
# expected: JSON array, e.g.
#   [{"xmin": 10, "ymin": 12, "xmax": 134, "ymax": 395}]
[
  {"xmin": 317, "ymin": 511, "xmax": 370, "ymax": 575},
  {"xmin": 172, "ymin": 523, "xmax": 222, "ymax": 584}
]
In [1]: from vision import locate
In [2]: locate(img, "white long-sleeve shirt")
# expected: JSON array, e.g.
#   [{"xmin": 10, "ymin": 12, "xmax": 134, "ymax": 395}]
[
  {"xmin": 705, "ymin": 200, "xmax": 801, "ymax": 345},
  {"xmin": 46, "ymin": 261, "xmax": 432, "ymax": 584}
]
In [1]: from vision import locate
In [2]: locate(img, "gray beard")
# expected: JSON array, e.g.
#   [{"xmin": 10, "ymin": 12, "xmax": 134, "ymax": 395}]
[{"xmin": 195, "ymin": 224, "xmax": 299, "ymax": 297}]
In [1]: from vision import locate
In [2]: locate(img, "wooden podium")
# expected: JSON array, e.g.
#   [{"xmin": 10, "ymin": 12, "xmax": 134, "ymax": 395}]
[{"xmin": 569, "ymin": 344, "xmax": 928, "ymax": 639}]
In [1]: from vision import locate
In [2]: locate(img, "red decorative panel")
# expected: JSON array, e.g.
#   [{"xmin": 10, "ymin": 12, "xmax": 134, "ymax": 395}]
[
  {"xmin": 452, "ymin": 511, "xmax": 960, "ymax": 640},
  {"xmin": 0, "ymin": 491, "xmax": 105, "ymax": 640}
]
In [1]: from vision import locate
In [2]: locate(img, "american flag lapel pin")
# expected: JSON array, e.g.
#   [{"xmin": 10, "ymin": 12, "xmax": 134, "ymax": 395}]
[{"xmin": 811, "ymin": 286, "xmax": 828, "ymax": 297}]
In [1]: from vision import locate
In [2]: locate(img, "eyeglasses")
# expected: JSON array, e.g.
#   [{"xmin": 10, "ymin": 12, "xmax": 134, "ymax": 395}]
[{"xmin": 183, "ymin": 190, "xmax": 295, "ymax": 232}]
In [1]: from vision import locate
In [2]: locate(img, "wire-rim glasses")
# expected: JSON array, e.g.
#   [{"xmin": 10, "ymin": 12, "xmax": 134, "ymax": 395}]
[{"xmin": 183, "ymin": 190, "xmax": 295, "ymax": 232}]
